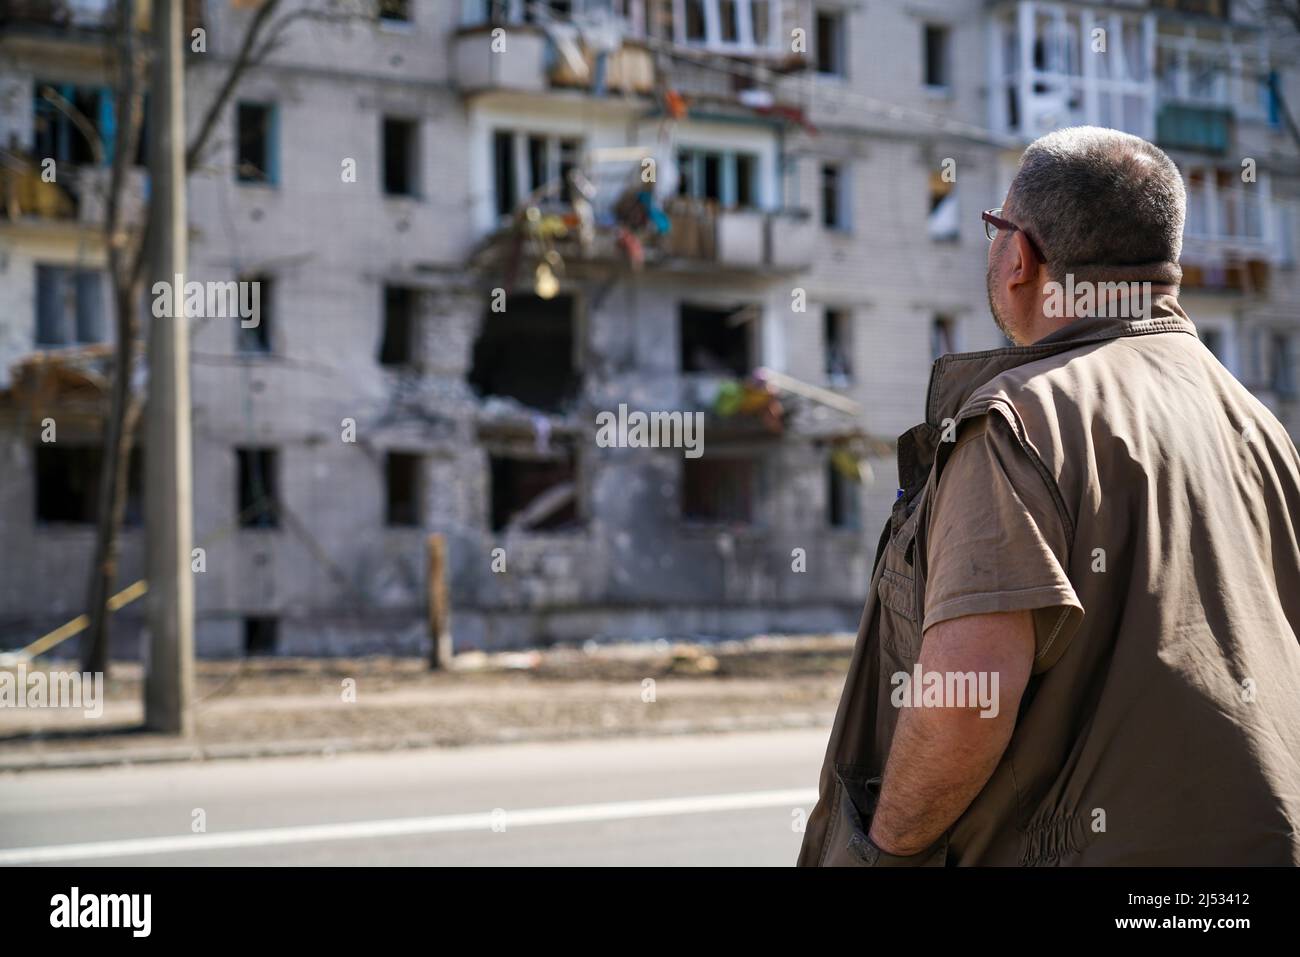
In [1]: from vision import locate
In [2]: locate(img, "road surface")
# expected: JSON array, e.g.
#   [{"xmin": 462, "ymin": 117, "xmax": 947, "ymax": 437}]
[{"xmin": 0, "ymin": 728, "xmax": 826, "ymax": 866}]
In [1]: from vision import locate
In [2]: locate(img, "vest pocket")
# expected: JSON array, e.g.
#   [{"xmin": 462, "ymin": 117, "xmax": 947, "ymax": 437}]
[
  {"xmin": 821, "ymin": 765, "xmax": 949, "ymax": 867},
  {"xmin": 877, "ymin": 493, "xmax": 926, "ymax": 658}
]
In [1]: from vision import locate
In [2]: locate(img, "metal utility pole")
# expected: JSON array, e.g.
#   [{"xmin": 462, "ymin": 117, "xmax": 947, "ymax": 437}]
[{"xmin": 144, "ymin": 0, "xmax": 194, "ymax": 735}]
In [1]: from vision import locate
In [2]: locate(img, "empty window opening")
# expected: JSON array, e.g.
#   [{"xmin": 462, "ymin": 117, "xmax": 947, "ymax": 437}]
[
  {"xmin": 236, "ymin": 275, "xmax": 272, "ymax": 354},
  {"xmin": 236, "ymin": 102, "xmax": 276, "ymax": 184},
  {"xmin": 677, "ymin": 149, "xmax": 759, "ymax": 209},
  {"xmin": 1272, "ymin": 333, "xmax": 1295, "ymax": 398},
  {"xmin": 928, "ymin": 170, "xmax": 959, "ymax": 241},
  {"xmin": 752, "ymin": 1, "xmax": 772, "ymax": 45},
  {"xmin": 923, "ymin": 24, "xmax": 951, "ymax": 89},
  {"xmin": 244, "ymin": 617, "xmax": 278, "ymax": 656},
  {"xmin": 828, "ymin": 455, "xmax": 861, "ymax": 530},
  {"xmin": 379, "ymin": 286, "xmax": 417, "ymax": 366},
  {"xmin": 35, "ymin": 445, "xmax": 143, "ymax": 525},
  {"xmin": 378, "ymin": 0, "xmax": 411, "ymax": 23},
  {"xmin": 1201, "ymin": 327, "xmax": 1224, "ymax": 363},
  {"xmin": 719, "ymin": 0, "xmax": 739, "ymax": 42},
  {"xmin": 33, "ymin": 81, "xmax": 107, "ymax": 167},
  {"xmin": 386, "ymin": 452, "xmax": 422, "ymax": 527},
  {"xmin": 824, "ymin": 307, "xmax": 853, "ymax": 384},
  {"xmin": 383, "ymin": 117, "xmax": 419, "ymax": 197},
  {"xmin": 669, "ymin": 0, "xmax": 773, "ymax": 48},
  {"xmin": 821, "ymin": 163, "xmax": 847, "ymax": 230},
  {"xmin": 493, "ymin": 130, "xmax": 518, "ymax": 219},
  {"xmin": 525, "ymin": 134, "xmax": 580, "ymax": 205},
  {"xmin": 237, "ymin": 448, "xmax": 279, "ymax": 528},
  {"xmin": 815, "ymin": 9, "xmax": 845, "ymax": 76},
  {"xmin": 931, "ymin": 315, "xmax": 957, "ymax": 359},
  {"xmin": 36, "ymin": 265, "xmax": 105, "ymax": 346},
  {"xmin": 681, "ymin": 303, "xmax": 754, "ymax": 376},
  {"xmin": 683, "ymin": 455, "xmax": 757, "ymax": 525},
  {"xmin": 470, "ymin": 294, "xmax": 579, "ymax": 412},
  {"xmin": 495, "ymin": 131, "xmax": 582, "ymax": 219},
  {"xmin": 490, "ymin": 454, "xmax": 579, "ymax": 533},
  {"xmin": 684, "ymin": 0, "xmax": 707, "ymax": 41},
  {"xmin": 524, "ymin": 0, "xmax": 573, "ymax": 23}
]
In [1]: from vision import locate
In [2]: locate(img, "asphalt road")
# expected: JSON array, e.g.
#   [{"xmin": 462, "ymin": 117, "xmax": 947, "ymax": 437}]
[{"xmin": 0, "ymin": 728, "xmax": 827, "ymax": 866}]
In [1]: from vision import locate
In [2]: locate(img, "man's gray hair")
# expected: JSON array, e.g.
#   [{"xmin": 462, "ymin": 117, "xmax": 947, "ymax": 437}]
[{"xmin": 1007, "ymin": 126, "xmax": 1185, "ymax": 285}]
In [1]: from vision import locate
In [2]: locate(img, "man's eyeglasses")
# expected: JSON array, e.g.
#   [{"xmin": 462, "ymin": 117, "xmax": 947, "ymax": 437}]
[{"xmin": 982, "ymin": 208, "xmax": 1047, "ymax": 264}]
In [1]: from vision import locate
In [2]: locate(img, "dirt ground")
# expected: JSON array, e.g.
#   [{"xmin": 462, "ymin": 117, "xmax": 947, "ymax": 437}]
[{"xmin": 0, "ymin": 635, "xmax": 852, "ymax": 766}]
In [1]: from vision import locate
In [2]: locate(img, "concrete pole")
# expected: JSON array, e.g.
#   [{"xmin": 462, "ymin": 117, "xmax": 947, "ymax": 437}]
[
  {"xmin": 144, "ymin": 0, "xmax": 194, "ymax": 735},
  {"xmin": 428, "ymin": 534, "xmax": 452, "ymax": 670}
]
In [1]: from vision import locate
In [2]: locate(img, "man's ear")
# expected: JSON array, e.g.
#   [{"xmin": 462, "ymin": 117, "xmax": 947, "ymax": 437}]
[{"xmin": 1005, "ymin": 229, "xmax": 1040, "ymax": 292}]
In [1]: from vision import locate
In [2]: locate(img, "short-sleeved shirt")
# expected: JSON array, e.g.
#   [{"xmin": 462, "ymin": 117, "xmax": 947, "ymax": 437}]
[
  {"xmin": 801, "ymin": 298, "xmax": 1300, "ymax": 866},
  {"xmin": 922, "ymin": 414, "xmax": 1083, "ymax": 672}
]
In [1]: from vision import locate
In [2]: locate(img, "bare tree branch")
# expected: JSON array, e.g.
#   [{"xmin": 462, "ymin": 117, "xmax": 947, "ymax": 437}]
[
  {"xmin": 184, "ymin": 0, "xmax": 284, "ymax": 173},
  {"xmin": 82, "ymin": 0, "xmax": 149, "ymax": 675}
]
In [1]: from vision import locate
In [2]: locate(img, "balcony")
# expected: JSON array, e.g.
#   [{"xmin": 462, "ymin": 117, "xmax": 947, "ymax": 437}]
[
  {"xmin": 661, "ymin": 200, "xmax": 814, "ymax": 272},
  {"xmin": 0, "ymin": 0, "xmax": 114, "ymax": 31},
  {"xmin": 469, "ymin": 194, "xmax": 813, "ymax": 286},
  {"xmin": 1179, "ymin": 165, "xmax": 1285, "ymax": 293},
  {"xmin": 452, "ymin": 25, "xmax": 656, "ymax": 97},
  {"xmin": 0, "ymin": 156, "xmax": 146, "ymax": 238},
  {"xmin": 1155, "ymin": 20, "xmax": 1274, "ymax": 130},
  {"xmin": 989, "ymin": 1, "xmax": 1156, "ymax": 141},
  {"xmin": 1157, "ymin": 103, "xmax": 1232, "ymax": 154}
]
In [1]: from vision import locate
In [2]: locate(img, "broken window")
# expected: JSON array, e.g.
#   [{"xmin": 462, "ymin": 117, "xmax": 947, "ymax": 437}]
[
  {"xmin": 1272, "ymin": 333, "xmax": 1295, "ymax": 398},
  {"xmin": 821, "ymin": 163, "xmax": 847, "ymax": 231},
  {"xmin": 682, "ymin": 455, "xmax": 757, "ymax": 525},
  {"xmin": 378, "ymin": 0, "xmax": 411, "ymax": 23},
  {"xmin": 684, "ymin": 0, "xmax": 707, "ymax": 42},
  {"xmin": 824, "ymin": 307, "xmax": 853, "ymax": 384},
  {"xmin": 931, "ymin": 315, "xmax": 956, "ymax": 360},
  {"xmin": 236, "ymin": 275, "xmax": 272, "ymax": 354},
  {"xmin": 928, "ymin": 170, "xmax": 959, "ymax": 241},
  {"xmin": 677, "ymin": 149, "xmax": 759, "ymax": 209},
  {"xmin": 646, "ymin": 0, "xmax": 675, "ymax": 39},
  {"xmin": 680, "ymin": 303, "xmax": 754, "ymax": 376},
  {"xmin": 671, "ymin": 0, "xmax": 776, "ymax": 49},
  {"xmin": 719, "ymin": 0, "xmax": 739, "ymax": 42},
  {"xmin": 470, "ymin": 293, "xmax": 579, "ymax": 412},
  {"xmin": 492, "ymin": 131, "xmax": 581, "ymax": 216},
  {"xmin": 237, "ymin": 447, "xmax": 279, "ymax": 528},
  {"xmin": 244, "ymin": 617, "xmax": 278, "ymax": 656},
  {"xmin": 35, "ymin": 444, "xmax": 143, "ymax": 525},
  {"xmin": 827, "ymin": 455, "xmax": 861, "ymax": 530},
  {"xmin": 383, "ymin": 117, "xmax": 419, "ymax": 197},
  {"xmin": 386, "ymin": 452, "xmax": 422, "ymax": 527},
  {"xmin": 1200, "ymin": 328, "xmax": 1223, "ymax": 358},
  {"xmin": 493, "ymin": 130, "xmax": 517, "ymax": 219},
  {"xmin": 236, "ymin": 102, "xmax": 277, "ymax": 184},
  {"xmin": 923, "ymin": 24, "xmax": 951, "ymax": 89},
  {"xmin": 752, "ymin": 1, "xmax": 772, "ymax": 46},
  {"xmin": 524, "ymin": 134, "xmax": 580, "ymax": 205},
  {"xmin": 33, "ymin": 81, "xmax": 106, "ymax": 167},
  {"xmin": 524, "ymin": 0, "xmax": 574, "ymax": 22},
  {"xmin": 815, "ymin": 9, "xmax": 845, "ymax": 76},
  {"xmin": 35, "ymin": 265, "xmax": 106, "ymax": 347},
  {"xmin": 489, "ymin": 454, "xmax": 579, "ymax": 533},
  {"xmin": 379, "ymin": 285, "xmax": 417, "ymax": 367}
]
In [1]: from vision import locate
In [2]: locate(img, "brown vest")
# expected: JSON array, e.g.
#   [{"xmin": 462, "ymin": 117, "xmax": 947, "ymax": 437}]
[{"xmin": 799, "ymin": 296, "xmax": 1300, "ymax": 866}]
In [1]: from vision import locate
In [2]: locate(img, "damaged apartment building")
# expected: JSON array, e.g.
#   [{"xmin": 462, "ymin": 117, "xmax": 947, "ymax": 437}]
[{"xmin": 1, "ymin": 0, "xmax": 1297, "ymax": 655}]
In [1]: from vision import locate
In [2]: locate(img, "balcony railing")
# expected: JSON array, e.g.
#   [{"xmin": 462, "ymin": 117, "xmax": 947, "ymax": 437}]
[
  {"xmin": 1157, "ymin": 103, "xmax": 1232, "ymax": 153},
  {"xmin": 661, "ymin": 199, "xmax": 813, "ymax": 272},
  {"xmin": 989, "ymin": 1, "xmax": 1157, "ymax": 140},
  {"xmin": 452, "ymin": 24, "xmax": 656, "ymax": 96}
]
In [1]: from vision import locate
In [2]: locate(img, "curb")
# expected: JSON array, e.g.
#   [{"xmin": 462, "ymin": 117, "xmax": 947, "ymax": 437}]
[{"xmin": 0, "ymin": 711, "xmax": 832, "ymax": 773}]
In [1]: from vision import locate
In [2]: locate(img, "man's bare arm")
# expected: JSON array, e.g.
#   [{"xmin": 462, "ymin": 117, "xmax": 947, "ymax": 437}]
[{"xmin": 867, "ymin": 610, "xmax": 1035, "ymax": 856}]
